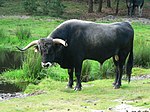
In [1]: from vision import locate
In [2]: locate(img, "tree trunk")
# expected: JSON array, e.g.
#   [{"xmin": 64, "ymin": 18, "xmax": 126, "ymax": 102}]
[
  {"xmin": 88, "ymin": 0, "xmax": 94, "ymax": 13},
  {"xmin": 97, "ymin": 0, "xmax": 103, "ymax": 12},
  {"xmin": 107, "ymin": 0, "xmax": 111, "ymax": 8},
  {"xmin": 115, "ymin": 0, "xmax": 120, "ymax": 15}
]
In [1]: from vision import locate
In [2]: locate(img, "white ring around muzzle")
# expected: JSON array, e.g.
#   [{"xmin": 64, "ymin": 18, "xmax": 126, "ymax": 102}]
[{"xmin": 41, "ymin": 62, "xmax": 52, "ymax": 68}]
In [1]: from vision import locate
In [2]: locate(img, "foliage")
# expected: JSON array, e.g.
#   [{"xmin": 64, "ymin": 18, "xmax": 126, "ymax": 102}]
[
  {"xmin": 22, "ymin": 0, "xmax": 65, "ymax": 16},
  {"xmin": 133, "ymin": 23, "xmax": 150, "ymax": 68},
  {"xmin": 99, "ymin": 59, "xmax": 114, "ymax": 78},
  {"xmin": 43, "ymin": 0, "xmax": 65, "ymax": 16},
  {"xmin": 81, "ymin": 59, "xmax": 114, "ymax": 82},
  {"xmin": 81, "ymin": 60, "xmax": 92, "ymax": 82},
  {"xmin": 1, "ymin": 69, "xmax": 24, "ymax": 81},
  {"xmin": 134, "ymin": 38, "xmax": 150, "ymax": 67},
  {"xmin": 0, "ymin": 0, "xmax": 5, "ymax": 7},
  {"xmin": 0, "ymin": 28, "xmax": 6, "ymax": 39},
  {"xmin": 132, "ymin": 67, "xmax": 150, "ymax": 76},
  {"xmin": 22, "ymin": 0, "xmax": 38, "ymax": 14},
  {"xmin": 22, "ymin": 50, "xmax": 42, "ymax": 80},
  {"xmin": 15, "ymin": 27, "xmax": 31, "ymax": 40},
  {"xmin": 40, "ymin": 65, "xmax": 68, "ymax": 81}
]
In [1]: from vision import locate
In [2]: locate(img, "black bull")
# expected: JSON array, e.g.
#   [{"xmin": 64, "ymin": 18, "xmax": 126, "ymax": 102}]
[
  {"xmin": 17, "ymin": 19, "xmax": 134, "ymax": 91},
  {"xmin": 126, "ymin": 0, "xmax": 144, "ymax": 17}
]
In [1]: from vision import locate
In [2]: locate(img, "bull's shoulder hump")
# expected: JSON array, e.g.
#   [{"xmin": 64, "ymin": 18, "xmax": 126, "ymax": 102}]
[
  {"xmin": 52, "ymin": 19, "xmax": 89, "ymax": 29},
  {"xmin": 111, "ymin": 21, "xmax": 131, "ymax": 26},
  {"xmin": 59, "ymin": 19, "xmax": 96, "ymax": 27},
  {"xmin": 110, "ymin": 22, "xmax": 133, "ymax": 30}
]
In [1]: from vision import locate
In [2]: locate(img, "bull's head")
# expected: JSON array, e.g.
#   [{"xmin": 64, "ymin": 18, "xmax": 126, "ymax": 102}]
[{"xmin": 17, "ymin": 38, "xmax": 68, "ymax": 68}]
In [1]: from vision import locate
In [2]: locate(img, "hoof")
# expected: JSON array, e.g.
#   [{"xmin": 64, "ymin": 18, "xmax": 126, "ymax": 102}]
[
  {"xmin": 74, "ymin": 87, "xmax": 82, "ymax": 91},
  {"xmin": 112, "ymin": 82, "xmax": 116, "ymax": 86},
  {"xmin": 114, "ymin": 85, "xmax": 120, "ymax": 89},
  {"xmin": 66, "ymin": 85, "xmax": 73, "ymax": 89}
]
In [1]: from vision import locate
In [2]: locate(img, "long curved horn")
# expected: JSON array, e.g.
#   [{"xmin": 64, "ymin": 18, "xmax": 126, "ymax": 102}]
[
  {"xmin": 16, "ymin": 40, "xmax": 39, "ymax": 51},
  {"xmin": 53, "ymin": 39, "xmax": 68, "ymax": 47}
]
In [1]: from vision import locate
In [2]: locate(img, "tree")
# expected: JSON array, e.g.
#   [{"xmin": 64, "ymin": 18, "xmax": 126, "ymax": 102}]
[
  {"xmin": 115, "ymin": 0, "xmax": 120, "ymax": 14},
  {"xmin": 97, "ymin": 0, "xmax": 103, "ymax": 12},
  {"xmin": 107, "ymin": 0, "xmax": 111, "ymax": 8},
  {"xmin": 88, "ymin": 0, "xmax": 94, "ymax": 13}
]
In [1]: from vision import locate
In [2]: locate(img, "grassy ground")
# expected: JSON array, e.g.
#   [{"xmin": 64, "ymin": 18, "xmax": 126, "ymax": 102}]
[
  {"xmin": 0, "ymin": 17, "xmax": 63, "ymax": 48},
  {"xmin": 0, "ymin": 1, "xmax": 150, "ymax": 111},
  {"xmin": 0, "ymin": 78, "xmax": 150, "ymax": 112}
]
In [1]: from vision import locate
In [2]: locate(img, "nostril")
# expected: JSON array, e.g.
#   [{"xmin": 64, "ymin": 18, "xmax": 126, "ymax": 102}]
[
  {"xmin": 45, "ymin": 63, "xmax": 50, "ymax": 68},
  {"xmin": 41, "ymin": 62, "xmax": 52, "ymax": 68}
]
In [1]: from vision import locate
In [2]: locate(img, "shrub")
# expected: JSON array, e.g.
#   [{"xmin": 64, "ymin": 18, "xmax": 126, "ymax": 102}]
[
  {"xmin": 0, "ymin": 0, "xmax": 5, "ymax": 7},
  {"xmin": 43, "ymin": 0, "xmax": 65, "ymax": 16},
  {"xmin": 134, "ymin": 38, "xmax": 150, "ymax": 67},
  {"xmin": 22, "ymin": 0, "xmax": 65, "ymax": 16},
  {"xmin": 22, "ymin": 0, "xmax": 38, "ymax": 14},
  {"xmin": 22, "ymin": 50, "xmax": 42, "ymax": 80},
  {"xmin": 41, "ymin": 65, "xmax": 68, "ymax": 81},
  {"xmin": 81, "ymin": 59, "xmax": 114, "ymax": 82},
  {"xmin": 98, "ymin": 60, "xmax": 114, "ymax": 79},
  {"xmin": 81, "ymin": 60, "xmax": 92, "ymax": 82},
  {"xmin": 0, "ymin": 28, "xmax": 6, "ymax": 39},
  {"xmin": 15, "ymin": 27, "xmax": 31, "ymax": 40}
]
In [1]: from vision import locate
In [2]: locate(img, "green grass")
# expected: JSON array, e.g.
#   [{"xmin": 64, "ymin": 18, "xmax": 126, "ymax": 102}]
[
  {"xmin": 132, "ymin": 67, "xmax": 150, "ymax": 76},
  {"xmin": 133, "ymin": 23, "xmax": 150, "ymax": 67},
  {"xmin": 0, "ymin": 78, "xmax": 150, "ymax": 112},
  {"xmin": 0, "ymin": 17, "xmax": 63, "ymax": 47},
  {"xmin": 0, "ymin": 1, "xmax": 150, "ymax": 111}
]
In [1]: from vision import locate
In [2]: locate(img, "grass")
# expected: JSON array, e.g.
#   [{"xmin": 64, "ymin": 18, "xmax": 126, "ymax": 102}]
[
  {"xmin": 0, "ymin": 78, "xmax": 150, "ymax": 112},
  {"xmin": 132, "ymin": 67, "xmax": 150, "ymax": 76},
  {"xmin": 0, "ymin": 1, "xmax": 150, "ymax": 111},
  {"xmin": 22, "ymin": 50, "xmax": 42, "ymax": 81},
  {"xmin": 0, "ymin": 17, "xmax": 63, "ymax": 47},
  {"xmin": 15, "ymin": 26, "xmax": 31, "ymax": 40},
  {"xmin": 133, "ymin": 22, "xmax": 150, "ymax": 67}
]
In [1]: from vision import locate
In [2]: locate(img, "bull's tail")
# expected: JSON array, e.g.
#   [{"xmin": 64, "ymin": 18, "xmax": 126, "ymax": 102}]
[{"xmin": 126, "ymin": 44, "xmax": 133, "ymax": 83}]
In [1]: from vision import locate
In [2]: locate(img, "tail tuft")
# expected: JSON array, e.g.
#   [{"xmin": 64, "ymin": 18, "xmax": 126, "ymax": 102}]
[{"xmin": 126, "ymin": 49, "xmax": 133, "ymax": 83}]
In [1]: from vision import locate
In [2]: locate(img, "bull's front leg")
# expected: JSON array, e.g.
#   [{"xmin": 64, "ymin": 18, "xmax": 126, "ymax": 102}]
[
  {"xmin": 67, "ymin": 68, "xmax": 74, "ymax": 89},
  {"xmin": 74, "ymin": 65, "xmax": 82, "ymax": 91}
]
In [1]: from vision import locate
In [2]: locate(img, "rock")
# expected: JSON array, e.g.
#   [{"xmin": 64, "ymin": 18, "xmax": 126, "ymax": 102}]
[{"xmin": 0, "ymin": 92, "xmax": 28, "ymax": 101}]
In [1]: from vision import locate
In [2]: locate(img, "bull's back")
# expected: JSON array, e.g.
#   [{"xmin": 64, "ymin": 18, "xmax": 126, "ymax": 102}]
[
  {"xmin": 51, "ymin": 20, "xmax": 134, "ymax": 63},
  {"xmin": 73, "ymin": 21, "xmax": 134, "ymax": 62}
]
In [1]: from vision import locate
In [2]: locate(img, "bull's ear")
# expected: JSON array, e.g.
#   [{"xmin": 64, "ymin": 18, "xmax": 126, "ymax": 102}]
[
  {"xmin": 34, "ymin": 45, "xmax": 39, "ymax": 53},
  {"xmin": 65, "ymin": 40, "xmax": 68, "ymax": 47}
]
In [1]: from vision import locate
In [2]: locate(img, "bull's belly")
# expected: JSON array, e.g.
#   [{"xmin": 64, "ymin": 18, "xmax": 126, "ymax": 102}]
[{"xmin": 85, "ymin": 54, "xmax": 114, "ymax": 64}]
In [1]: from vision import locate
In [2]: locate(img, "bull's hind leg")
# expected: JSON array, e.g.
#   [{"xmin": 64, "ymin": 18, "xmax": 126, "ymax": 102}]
[
  {"xmin": 113, "ymin": 51, "xmax": 129, "ymax": 89},
  {"xmin": 112, "ymin": 56, "xmax": 119, "ymax": 86},
  {"xmin": 114, "ymin": 64, "xmax": 124, "ymax": 89},
  {"xmin": 67, "ymin": 68, "xmax": 74, "ymax": 89}
]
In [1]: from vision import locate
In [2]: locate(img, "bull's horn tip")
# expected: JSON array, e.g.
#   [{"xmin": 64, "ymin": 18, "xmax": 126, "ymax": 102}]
[
  {"xmin": 16, "ymin": 46, "xmax": 24, "ymax": 51},
  {"xmin": 65, "ymin": 43, "xmax": 68, "ymax": 47}
]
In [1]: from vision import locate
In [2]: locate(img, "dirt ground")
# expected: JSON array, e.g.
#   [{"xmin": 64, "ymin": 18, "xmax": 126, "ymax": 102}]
[{"xmin": 80, "ymin": 2, "xmax": 150, "ymax": 20}]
